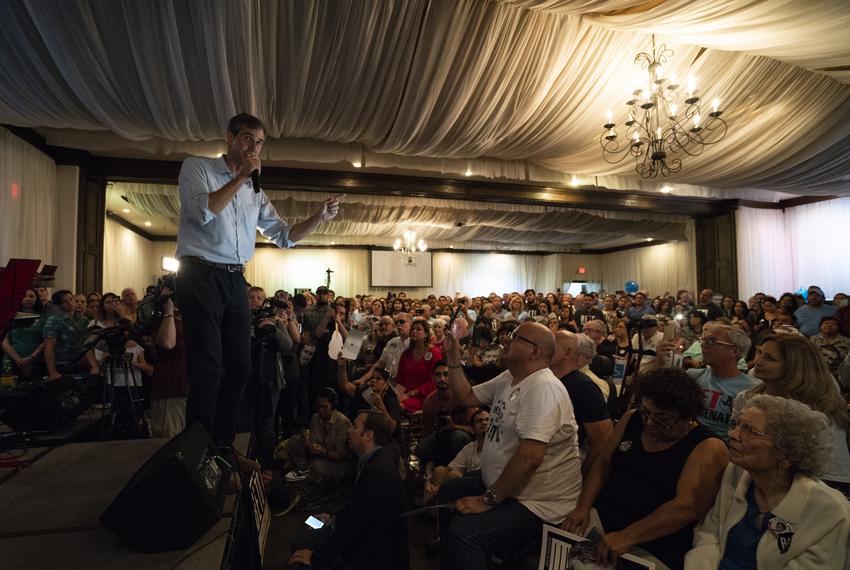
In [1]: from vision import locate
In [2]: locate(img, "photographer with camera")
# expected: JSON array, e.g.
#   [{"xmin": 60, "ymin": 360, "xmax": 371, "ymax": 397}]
[
  {"xmin": 237, "ymin": 286, "xmax": 295, "ymax": 467},
  {"xmin": 149, "ymin": 285, "xmax": 189, "ymax": 438}
]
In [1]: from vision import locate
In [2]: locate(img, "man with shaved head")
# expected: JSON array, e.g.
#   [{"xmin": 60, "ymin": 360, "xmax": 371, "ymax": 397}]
[
  {"xmin": 437, "ymin": 322, "xmax": 581, "ymax": 568},
  {"xmin": 550, "ymin": 331, "xmax": 612, "ymax": 474}
]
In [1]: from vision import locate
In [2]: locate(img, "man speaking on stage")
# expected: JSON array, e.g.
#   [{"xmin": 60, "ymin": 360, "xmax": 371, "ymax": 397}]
[{"xmin": 175, "ymin": 112, "xmax": 340, "ymax": 460}]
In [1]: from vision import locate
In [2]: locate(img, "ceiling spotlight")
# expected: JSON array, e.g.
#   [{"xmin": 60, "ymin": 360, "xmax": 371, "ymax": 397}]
[
  {"xmin": 449, "ymin": 245, "xmax": 454, "ymax": 249},
  {"xmin": 330, "ymin": 242, "xmax": 336, "ymax": 245},
  {"xmin": 645, "ymin": 237, "xmax": 654, "ymax": 242},
  {"xmin": 570, "ymin": 176, "xmax": 580, "ymax": 186},
  {"xmin": 144, "ymin": 221, "xmax": 152, "ymax": 227},
  {"xmin": 464, "ymin": 169, "xmax": 472, "ymax": 177},
  {"xmin": 352, "ymin": 161, "xmax": 362, "ymax": 168},
  {"xmin": 122, "ymin": 208, "xmax": 130, "ymax": 213},
  {"xmin": 660, "ymin": 185, "xmax": 673, "ymax": 194}
]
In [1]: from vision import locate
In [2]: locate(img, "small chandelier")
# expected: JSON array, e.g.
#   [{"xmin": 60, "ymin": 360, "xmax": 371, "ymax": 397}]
[
  {"xmin": 393, "ymin": 230, "xmax": 427, "ymax": 266},
  {"xmin": 600, "ymin": 35, "xmax": 727, "ymax": 178}
]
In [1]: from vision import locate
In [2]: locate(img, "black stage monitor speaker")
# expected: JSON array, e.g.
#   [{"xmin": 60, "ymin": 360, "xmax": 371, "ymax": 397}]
[
  {"xmin": 100, "ymin": 422, "xmax": 226, "ymax": 553},
  {"xmin": 0, "ymin": 375, "xmax": 94, "ymax": 430}
]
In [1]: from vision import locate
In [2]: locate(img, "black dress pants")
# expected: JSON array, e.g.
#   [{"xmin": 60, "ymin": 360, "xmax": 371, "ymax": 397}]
[{"xmin": 177, "ymin": 259, "xmax": 251, "ymax": 447}]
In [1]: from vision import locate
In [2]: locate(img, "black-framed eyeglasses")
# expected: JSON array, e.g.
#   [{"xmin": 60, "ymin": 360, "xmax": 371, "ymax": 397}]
[
  {"xmin": 395, "ymin": 319, "xmax": 409, "ymax": 326},
  {"xmin": 728, "ymin": 417, "xmax": 771, "ymax": 439},
  {"xmin": 639, "ymin": 408, "xmax": 679, "ymax": 430},
  {"xmin": 509, "ymin": 329, "xmax": 538, "ymax": 349}
]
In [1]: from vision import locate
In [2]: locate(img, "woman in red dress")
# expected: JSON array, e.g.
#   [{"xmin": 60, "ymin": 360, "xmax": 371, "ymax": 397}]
[{"xmin": 394, "ymin": 319, "xmax": 442, "ymax": 413}]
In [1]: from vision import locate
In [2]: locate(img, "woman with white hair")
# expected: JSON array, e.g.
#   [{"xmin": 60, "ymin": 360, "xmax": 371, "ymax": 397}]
[{"xmin": 685, "ymin": 395, "xmax": 850, "ymax": 569}]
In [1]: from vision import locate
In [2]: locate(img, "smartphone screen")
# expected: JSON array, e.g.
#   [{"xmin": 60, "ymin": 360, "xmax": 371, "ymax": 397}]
[
  {"xmin": 305, "ymin": 515, "xmax": 324, "ymax": 529},
  {"xmin": 663, "ymin": 322, "xmax": 677, "ymax": 341}
]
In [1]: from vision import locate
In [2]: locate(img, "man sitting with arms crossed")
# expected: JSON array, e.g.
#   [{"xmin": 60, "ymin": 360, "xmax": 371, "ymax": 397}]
[{"xmin": 438, "ymin": 322, "xmax": 581, "ymax": 569}]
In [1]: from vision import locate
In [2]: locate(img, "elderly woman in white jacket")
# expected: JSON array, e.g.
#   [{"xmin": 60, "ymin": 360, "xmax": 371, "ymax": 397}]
[{"xmin": 685, "ymin": 395, "xmax": 850, "ymax": 569}]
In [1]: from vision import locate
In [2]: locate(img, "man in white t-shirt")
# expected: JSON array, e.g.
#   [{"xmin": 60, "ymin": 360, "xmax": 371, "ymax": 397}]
[{"xmin": 438, "ymin": 322, "xmax": 581, "ymax": 568}]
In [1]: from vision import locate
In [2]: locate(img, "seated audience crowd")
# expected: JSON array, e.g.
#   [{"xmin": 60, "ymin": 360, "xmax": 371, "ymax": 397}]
[{"xmin": 3, "ymin": 281, "xmax": 850, "ymax": 569}]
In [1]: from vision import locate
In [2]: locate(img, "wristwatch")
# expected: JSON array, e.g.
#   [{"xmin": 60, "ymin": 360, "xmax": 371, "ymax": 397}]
[{"xmin": 482, "ymin": 489, "xmax": 497, "ymax": 507}]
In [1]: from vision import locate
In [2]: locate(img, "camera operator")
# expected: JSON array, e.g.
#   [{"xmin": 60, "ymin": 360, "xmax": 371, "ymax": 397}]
[
  {"xmin": 237, "ymin": 286, "xmax": 295, "ymax": 467},
  {"xmin": 150, "ymin": 287, "xmax": 189, "ymax": 438}
]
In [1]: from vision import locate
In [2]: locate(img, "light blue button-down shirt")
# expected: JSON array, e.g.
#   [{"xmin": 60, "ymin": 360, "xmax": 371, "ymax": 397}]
[{"xmin": 175, "ymin": 156, "xmax": 295, "ymax": 264}]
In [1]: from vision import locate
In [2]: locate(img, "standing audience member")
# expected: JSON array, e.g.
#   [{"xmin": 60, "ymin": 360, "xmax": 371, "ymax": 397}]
[
  {"xmin": 574, "ymin": 294, "xmax": 605, "ymax": 331},
  {"xmin": 696, "ymin": 289, "xmax": 724, "ymax": 321},
  {"xmin": 685, "ymin": 396, "xmax": 850, "ymax": 569},
  {"xmin": 120, "ymin": 287, "xmax": 139, "ymax": 324},
  {"xmin": 794, "ymin": 285, "xmax": 836, "ymax": 336},
  {"xmin": 627, "ymin": 292, "xmax": 655, "ymax": 321},
  {"xmin": 438, "ymin": 323, "xmax": 582, "ymax": 569},
  {"xmin": 288, "ymin": 411, "xmax": 408, "ymax": 570},
  {"xmin": 301, "ymin": 286, "xmax": 340, "ymax": 406},
  {"xmin": 563, "ymin": 369, "xmax": 728, "ymax": 569},
  {"xmin": 357, "ymin": 313, "xmax": 411, "ymax": 384},
  {"xmin": 392, "ymin": 319, "xmax": 441, "ymax": 413}
]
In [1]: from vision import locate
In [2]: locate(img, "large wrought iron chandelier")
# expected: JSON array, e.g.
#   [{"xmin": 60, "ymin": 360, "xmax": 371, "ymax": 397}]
[
  {"xmin": 600, "ymin": 35, "xmax": 727, "ymax": 178},
  {"xmin": 393, "ymin": 230, "xmax": 427, "ymax": 266}
]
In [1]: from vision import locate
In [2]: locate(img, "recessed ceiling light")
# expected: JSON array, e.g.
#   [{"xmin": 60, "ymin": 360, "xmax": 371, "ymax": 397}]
[
  {"xmin": 660, "ymin": 185, "xmax": 673, "ymax": 194},
  {"xmin": 122, "ymin": 208, "xmax": 130, "ymax": 213},
  {"xmin": 645, "ymin": 237, "xmax": 653, "ymax": 242},
  {"xmin": 330, "ymin": 242, "xmax": 335, "ymax": 245},
  {"xmin": 144, "ymin": 221, "xmax": 152, "ymax": 227},
  {"xmin": 464, "ymin": 169, "xmax": 472, "ymax": 177},
  {"xmin": 449, "ymin": 245, "xmax": 454, "ymax": 249},
  {"xmin": 570, "ymin": 176, "xmax": 580, "ymax": 186},
  {"xmin": 352, "ymin": 161, "xmax": 362, "ymax": 168}
]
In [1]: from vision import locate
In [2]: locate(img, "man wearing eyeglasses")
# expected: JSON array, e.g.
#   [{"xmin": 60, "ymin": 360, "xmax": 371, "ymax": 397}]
[
  {"xmin": 437, "ymin": 322, "xmax": 581, "ymax": 569},
  {"xmin": 661, "ymin": 323, "xmax": 757, "ymax": 440},
  {"xmin": 355, "ymin": 313, "xmax": 411, "ymax": 384}
]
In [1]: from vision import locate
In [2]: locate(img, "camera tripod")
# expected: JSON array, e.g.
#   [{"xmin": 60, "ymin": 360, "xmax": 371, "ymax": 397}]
[{"xmin": 98, "ymin": 352, "xmax": 145, "ymax": 440}]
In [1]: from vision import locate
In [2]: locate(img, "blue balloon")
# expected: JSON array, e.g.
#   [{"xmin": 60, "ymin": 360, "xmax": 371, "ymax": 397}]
[
  {"xmin": 795, "ymin": 287, "xmax": 808, "ymax": 302},
  {"xmin": 624, "ymin": 280, "xmax": 640, "ymax": 294}
]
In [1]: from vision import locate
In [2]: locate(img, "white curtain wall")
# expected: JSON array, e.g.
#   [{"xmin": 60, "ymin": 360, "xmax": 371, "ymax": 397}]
[
  {"xmin": 102, "ymin": 218, "xmax": 158, "ymax": 295},
  {"xmin": 104, "ymin": 235, "xmax": 696, "ymax": 298},
  {"xmin": 0, "ymin": 127, "xmax": 57, "ymax": 269},
  {"xmin": 736, "ymin": 198, "xmax": 850, "ymax": 300}
]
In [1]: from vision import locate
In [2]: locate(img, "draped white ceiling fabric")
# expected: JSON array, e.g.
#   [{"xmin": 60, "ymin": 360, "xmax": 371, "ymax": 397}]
[
  {"xmin": 0, "ymin": 0, "xmax": 849, "ymax": 199},
  {"xmin": 112, "ymin": 181, "xmax": 689, "ymax": 251}
]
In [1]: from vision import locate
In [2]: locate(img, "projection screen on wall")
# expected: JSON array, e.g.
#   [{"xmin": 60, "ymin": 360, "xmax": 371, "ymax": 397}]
[{"xmin": 370, "ymin": 250, "xmax": 433, "ymax": 288}]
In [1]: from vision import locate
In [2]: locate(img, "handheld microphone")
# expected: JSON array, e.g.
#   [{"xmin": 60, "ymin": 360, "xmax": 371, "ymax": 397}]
[{"xmin": 251, "ymin": 169, "xmax": 261, "ymax": 194}]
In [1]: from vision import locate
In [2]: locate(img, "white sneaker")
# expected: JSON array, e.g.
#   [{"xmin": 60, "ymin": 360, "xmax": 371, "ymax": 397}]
[{"xmin": 285, "ymin": 468, "xmax": 311, "ymax": 482}]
